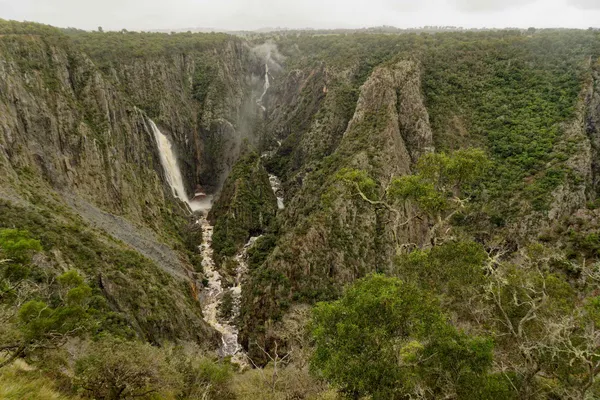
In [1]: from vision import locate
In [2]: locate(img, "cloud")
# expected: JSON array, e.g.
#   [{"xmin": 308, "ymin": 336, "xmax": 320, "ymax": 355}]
[
  {"xmin": 453, "ymin": 0, "xmax": 537, "ymax": 12},
  {"xmin": 1, "ymin": 0, "xmax": 600, "ymax": 31},
  {"xmin": 378, "ymin": 0, "xmax": 431, "ymax": 12},
  {"xmin": 568, "ymin": 0, "xmax": 600, "ymax": 9}
]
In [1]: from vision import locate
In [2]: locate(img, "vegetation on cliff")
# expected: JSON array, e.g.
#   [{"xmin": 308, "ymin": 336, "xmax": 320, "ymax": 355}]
[
  {"xmin": 4, "ymin": 18, "xmax": 600, "ymax": 399},
  {"xmin": 210, "ymin": 152, "xmax": 278, "ymax": 268}
]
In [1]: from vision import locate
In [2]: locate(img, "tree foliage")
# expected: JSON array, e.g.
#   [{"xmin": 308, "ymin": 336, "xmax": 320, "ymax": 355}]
[
  {"xmin": 0, "ymin": 229, "xmax": 42, "ymax": 298},
  {"xmin": 310, "ymin": 275, "xmax": 503, "ymax": 399},
  {"xmin": 0, "ymin": 229, "xmax": 93, "ymax": 369},
  {"xmin": 388, "ymin": 148, "xmax": 489, "ymax": 216}
]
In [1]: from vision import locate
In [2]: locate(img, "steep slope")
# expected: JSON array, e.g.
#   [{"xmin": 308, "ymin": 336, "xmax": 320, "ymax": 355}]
[
  {"xmin": 230, "ymin": 31, "xmax": 600, "ymax": 365},
  {"xmin": 68, "ymin": 31, "xmax": 264, "ymax": 194},
  {"xmin": 241, "ymin": 60, "xmax": 433, "ymax": 359},
  {"xmin": 6, "ymin": 22, "xmax": 600, "ymax": 397},
  {"xmin": 0, "ymin": 24, "xmax": 218, "ymax": 345},
  {"xmin": 0, "ymin": 30, "xmax": 194, "ymax": 258},
  {"xmin": 208, "ymin": 152, "xmax": 278, "ymax": 269}
]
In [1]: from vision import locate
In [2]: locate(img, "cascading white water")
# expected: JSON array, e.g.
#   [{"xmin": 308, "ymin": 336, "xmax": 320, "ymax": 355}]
[
  {"xmin": 149, "ymin": 119, "xmax": 212, "ymax": 212},
  {"xmin": 258, "ymin": 62, "xmax": 270, "ymax": 111},
  {"xmin": 148, "ymin": 117, "xmax": 248, "ymax": 361},
  {"xmin": 147, "ymin": 59, "xmax": 279, "ymax": 363},
  {"xmin": 149, "ymin": 120, "xmax": 190, "ymax": 204},
  {"xmin": 198, "ymin": 217, "xmax": 242, "ymax": 358},
  {"xmin": 198, "ymin": 215, "xmax": 258, "ymax": 365},
  {"xmin": 269, "ymin": 174, "xmax": 285, "ymax": 210}
]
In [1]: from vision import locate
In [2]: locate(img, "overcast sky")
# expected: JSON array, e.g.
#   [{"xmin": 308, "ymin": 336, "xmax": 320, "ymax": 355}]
[{"xmin": 0, "ymin": 0, "xmax": 599, "ymax": 31}]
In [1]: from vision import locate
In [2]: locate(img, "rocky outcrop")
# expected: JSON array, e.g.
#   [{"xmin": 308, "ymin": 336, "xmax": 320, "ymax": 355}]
[
  {"xmin": 209, "ymin": 152, "xmax": 278, "ymax": 268},
  {"xmin": 263, "ymin": 65, "xmax": 356, "ymax": 203},
  {"xmin": 240, "ymin": 60, "xmax": 433, "ymax": 360},
  {"xmin": 0, "ymin": 35, "xmax": 177, "ymax": 230},
  {"xmin": 101, "ymin": 39, "xmax": 262, "ymax": 194}
]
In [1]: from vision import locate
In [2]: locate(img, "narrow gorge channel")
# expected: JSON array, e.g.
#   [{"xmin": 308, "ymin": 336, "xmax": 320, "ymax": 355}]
[
  {"xmin": 150, "ymin": 112, "xmax": 282, "ymax": 364},
  {"xmin": 197, "ymin": 216, "xmax": 253, "ymax": 364}
]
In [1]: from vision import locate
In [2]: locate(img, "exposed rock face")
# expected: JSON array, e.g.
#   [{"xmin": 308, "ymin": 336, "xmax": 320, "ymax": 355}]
[
  {"xmin": 106, "ymin": 54, "xmax": 201, "ymax": 193},
  {"xmin": 209, "ymin": 152, "xmax": 278, "ymax": 267},
  {"xmin": 0, "ymin": 36, "xmax": 174, "ymax": 227},
  {"xmin": 6, "ymin": 26, "xmax": 598, "ymax": 365},
  {"xmin": 103, "ymin": 40, "xmax": 262, "ymax": 194},
  {"xmin": 340, "ymin": 60, "xmax": 432, "ymax": 175},
  {"xmin": 263, "ymin": 64, "xmax": 355, "ymax": 202},
  {"xmin": 240, "ymin": 60, "xmax": 433, "ymax": 360},
  {"xmin": 0, "ymin": 34, "xmax": 220, "ymax": 345}
]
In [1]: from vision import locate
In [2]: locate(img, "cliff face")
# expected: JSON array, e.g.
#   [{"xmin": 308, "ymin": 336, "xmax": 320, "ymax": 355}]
[
  {"xmin": 4, "ymin": 25, "xmax": 600, "ymax": 368},
  {"xmin": 97, "ymin": 39, "xmax": 262, "ymax": 194},
  {"xmin": 263, "ymin": 64, "xmax": 356, "ymax": 204},
  {"xmin": 240, "ymin": 60, "xmax": 433, "ymax": 359},
  {"xmin": 0, "ymin": 33, "xmax": 219, "ymax": 345},
  {"xmin": 0, "ymin": 35, "xmax": 174, "ymax": 226}
]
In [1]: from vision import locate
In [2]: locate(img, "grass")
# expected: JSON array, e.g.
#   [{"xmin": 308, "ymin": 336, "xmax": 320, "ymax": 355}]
[
  {"xmin": 0, "ymin": 361, "xmax": 79, "ymax": 400},
  {"xmin": 231, "ymin": 364, "xmax": 340, "ymax": 400}
]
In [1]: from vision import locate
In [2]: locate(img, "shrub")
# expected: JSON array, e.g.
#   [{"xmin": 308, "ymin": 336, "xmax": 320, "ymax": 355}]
[{"xmin": 74, "ymin": 337, "xmax": 181, "ymax": 400}]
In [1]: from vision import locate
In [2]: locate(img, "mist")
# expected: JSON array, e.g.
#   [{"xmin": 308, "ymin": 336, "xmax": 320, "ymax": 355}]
[{"xmin": 1, "ymin": 0, "xmax": 599, "ymax": 31}]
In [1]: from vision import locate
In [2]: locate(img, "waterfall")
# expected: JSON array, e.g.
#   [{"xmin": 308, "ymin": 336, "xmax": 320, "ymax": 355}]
[
  {"xmin": 269, "ymin": 174, "xmax": 285, "ymax": 210},
  {"xmin": 258, "ymin": 62, "xmax": 270, "ymax": 111},
  {"xmin": 149, "ymin": 119, "xmax": 211, "ymax": 212},
  {"xmin": 148, "ymin": 117, "xmax": 247, "ymax": 362},
  {"xmin": 149, "ymin": 119, "xmax": 189, "ymax": 203}
]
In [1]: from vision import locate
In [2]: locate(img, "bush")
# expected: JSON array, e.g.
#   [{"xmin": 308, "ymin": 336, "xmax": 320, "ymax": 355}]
[
  {"xmin": 74, "ymin": 337, "xmax": 181, "ymax": 399},
  {"xmin": 169, "ymin": 347, "xmax": 235, "ymax": 400},
  {"xmin": 232, "ymin": 364, "xmax": 335, "ymax": 400}
]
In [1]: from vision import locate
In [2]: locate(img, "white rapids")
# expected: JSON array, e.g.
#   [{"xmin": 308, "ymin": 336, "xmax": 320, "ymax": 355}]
[
  {"xmin": 269, "ymin": 174, "xmax": 284, "ymax": 210},
  {"xmin": 198, "ymin": 215, "xmax": 260, "ymax": 364},
  {"xmin": 148, "ymin": 116, "xmax": 253, "ymax": 362}
]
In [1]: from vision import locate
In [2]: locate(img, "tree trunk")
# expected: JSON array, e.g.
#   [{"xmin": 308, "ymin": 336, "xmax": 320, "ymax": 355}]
[{"xmin": 0, "ymin": 343, "xmax": 27, "ymax": 369}]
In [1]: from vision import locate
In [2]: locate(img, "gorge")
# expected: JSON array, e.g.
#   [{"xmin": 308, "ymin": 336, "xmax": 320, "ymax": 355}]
[
  {"xmin": 3, "ymin": 20, "xmax": 600, "ymax": 399},
  {"xmin": 147, "ymin": 55, "xmax": 281, "ymax": 362}
]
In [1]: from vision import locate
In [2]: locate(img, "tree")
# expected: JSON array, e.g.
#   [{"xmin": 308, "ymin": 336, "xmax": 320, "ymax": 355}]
[
  {"xmin": 394, "ymin": 240, "xmax": 488, "ymax": 321},
  {"xmin": 535, "ymin": 260, "xmax": 600, "ymax": 399},
  {"xmin": 0, "ymin": 226, "xmax": 93, "ymax": 368},
  {"xmin": 541, "ymin": 303, "xmax": 600, "ymax": 400},
  {"xmin": 338, "ymin": 148, "xmax": 490, "ymax": 247},
  {"xmin": 483, "ymin": 244, "xmax": 580, "ymax": 399},
  {"xmin": 74, "ymin": 336, "xmax": 181, "ymax": 400},
  {"xmin": 387, "ymin": 148, "xmax": 489, "ymax": 243},
  {"xmin": 0, "ymin": 269, "xmax": 93, "ymax": 368},
  {"xmin": 0, "ymin": 229, "xmax": 42, "ymax": 300},
  {"xmin": 310, "ymin": 274, "xmax": 503, "ymax": 399},
  {"xmin": 0, "ymin": 230, "xmax": 93, "ymax": 368}
]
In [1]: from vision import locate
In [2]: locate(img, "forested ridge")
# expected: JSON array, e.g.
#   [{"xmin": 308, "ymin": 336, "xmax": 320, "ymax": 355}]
[{"xmin": 3, "ymin": 18, "xmax": 600, "ymax": 399}]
